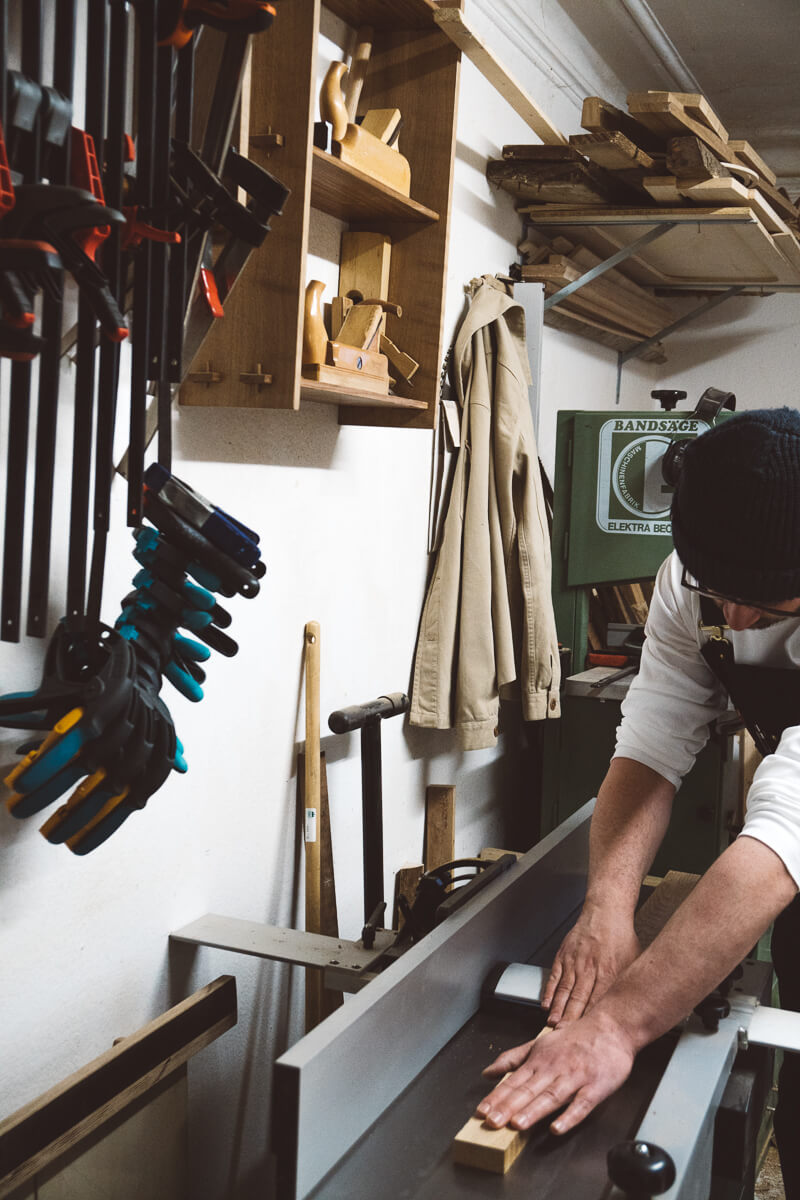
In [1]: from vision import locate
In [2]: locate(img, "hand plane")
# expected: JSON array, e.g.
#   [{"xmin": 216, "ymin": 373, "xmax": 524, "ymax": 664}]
[{"xmin": 319, "ymin": 62, "xmax": 411, "ymax": 196}]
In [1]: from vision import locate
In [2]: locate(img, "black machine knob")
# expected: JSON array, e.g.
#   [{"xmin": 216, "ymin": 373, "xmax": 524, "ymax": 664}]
[
  {"xmin": 651, "ymin": 389, "xmax": 687, "ymax": 411},
  {"xmin": 607, "ymin": 1140, "xmax": 676, "ymax": 1198}
]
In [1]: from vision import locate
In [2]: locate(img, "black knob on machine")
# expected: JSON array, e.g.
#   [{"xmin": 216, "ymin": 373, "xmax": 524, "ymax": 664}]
[
  {"xmin": 607, "ymin": 1140, "xmax": 676, "ymax": 1198},
  {"xmin": 651, "ymin": 389, "xmax": 687, "ymax": 411}
]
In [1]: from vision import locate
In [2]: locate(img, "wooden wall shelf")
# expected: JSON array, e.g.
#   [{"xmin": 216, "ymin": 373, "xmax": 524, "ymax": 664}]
[
  {"xmin": 300, "ymin": 379, "xmax": 428, "ymax": 408},
  {"xmin": 311, "ymin": 148, "xmax": 439, "ymax": 227},
  {"xmin": 325, "ymin": 0, "xmax": 442, "ymax": 30},
  {"xmin": 179, "ymin": 0, "xmax": 460, "ymax": 428}
]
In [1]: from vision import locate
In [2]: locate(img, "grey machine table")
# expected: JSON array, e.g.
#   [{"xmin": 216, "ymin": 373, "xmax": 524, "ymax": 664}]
[{"xmin": 272, "ymin": 801, "xmax": 782, "ymax": 1200}]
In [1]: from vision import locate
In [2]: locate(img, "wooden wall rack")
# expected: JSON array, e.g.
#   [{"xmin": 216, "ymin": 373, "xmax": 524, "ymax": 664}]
[{"xmin": 179, "ymin": 0, "xmax": 460, "ymax": 429}]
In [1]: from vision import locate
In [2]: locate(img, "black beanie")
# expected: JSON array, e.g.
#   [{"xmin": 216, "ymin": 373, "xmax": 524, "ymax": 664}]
[{"xmin": 671, "ymin": 406, "xmax": 800, "ymax": 601}]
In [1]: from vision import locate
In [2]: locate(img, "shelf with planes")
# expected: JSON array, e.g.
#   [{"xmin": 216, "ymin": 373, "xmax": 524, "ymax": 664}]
[{"xmin": 179, "ymin": 0, "xmax": 460, "ymax": 428}]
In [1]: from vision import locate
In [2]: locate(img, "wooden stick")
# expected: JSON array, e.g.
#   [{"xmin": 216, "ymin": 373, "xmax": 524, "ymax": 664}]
[
  {"xmin": 453, "ymin": 1029, "xmax": 553, "ymax": 1173},
  {"xmin": 433, "ymin": 6, "xmax": 566, "ymax": 145},
  {"xmin": 304, "ymin": 621, "xmax": 322, "ymax": 1031},
  {"xmin": 424, "ymin": 784, "xmax": 455, "ymax": 870}
]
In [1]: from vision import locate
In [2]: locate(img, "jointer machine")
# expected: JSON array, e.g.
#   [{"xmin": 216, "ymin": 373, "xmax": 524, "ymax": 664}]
[{"xmin": 256, "ymin": 800, "xmax": 800, "ymax": 1200}]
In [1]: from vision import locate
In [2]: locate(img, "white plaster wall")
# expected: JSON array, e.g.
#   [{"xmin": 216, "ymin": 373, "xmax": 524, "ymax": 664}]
[{"xmin": 2, "ymin": 4, "xmax": 797, "ymax": 1199}]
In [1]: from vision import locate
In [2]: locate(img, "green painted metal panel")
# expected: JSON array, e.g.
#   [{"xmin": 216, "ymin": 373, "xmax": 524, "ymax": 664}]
[{"xmin": 566, "ymin": 411, "xmax": 708, "ymax": 586}]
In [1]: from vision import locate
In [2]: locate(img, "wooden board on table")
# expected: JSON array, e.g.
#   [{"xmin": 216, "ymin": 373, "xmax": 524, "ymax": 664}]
[
  {"xmin": 641, "ymin": 175, "xmax": 686, "ymax": 205},
  {"xmin": 452, "ymin": 1038, "xmax": 552, "ymax": 1173},
  {"xmin": 424, "ymin": 784, "xmax": 455, "ymax": 870}
]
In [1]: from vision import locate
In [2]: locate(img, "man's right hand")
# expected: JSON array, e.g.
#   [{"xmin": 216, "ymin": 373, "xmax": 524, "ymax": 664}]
[{"xmin": 542, "ymin": 908, "xmax": 642, "ymax": 1024}]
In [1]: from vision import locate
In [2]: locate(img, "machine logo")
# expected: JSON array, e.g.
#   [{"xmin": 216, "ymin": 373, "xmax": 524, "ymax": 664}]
[{"xmin": 596, "ymin": 418, "xmax": 704, "ymax": 535}]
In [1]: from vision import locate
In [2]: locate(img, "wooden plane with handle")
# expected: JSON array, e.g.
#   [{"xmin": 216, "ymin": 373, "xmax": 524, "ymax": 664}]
[{"xmin": 319, "ymin": 62, "xmax": 411, "ymax": 196}]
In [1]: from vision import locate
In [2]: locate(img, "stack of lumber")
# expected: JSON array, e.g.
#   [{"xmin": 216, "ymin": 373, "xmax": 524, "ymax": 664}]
[
  {"xmin": 488, "ymin": 91, "xmax": 800, "ymax": 352},
  {"xmin": 516, "ymin": 226, "xmax": 674, "ymax": 360}
]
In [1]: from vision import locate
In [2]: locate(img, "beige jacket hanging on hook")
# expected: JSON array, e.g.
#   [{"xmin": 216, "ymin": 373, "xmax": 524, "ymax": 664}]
[{"xmin": 409, "ymin": 275, "xmax": 561, "ymax": 749}]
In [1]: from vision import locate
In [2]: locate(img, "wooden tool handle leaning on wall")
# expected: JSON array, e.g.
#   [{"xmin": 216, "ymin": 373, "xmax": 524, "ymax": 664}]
[{"xmin": 304, "ymin": 621, "xmax": 322, "ymax": 1029}]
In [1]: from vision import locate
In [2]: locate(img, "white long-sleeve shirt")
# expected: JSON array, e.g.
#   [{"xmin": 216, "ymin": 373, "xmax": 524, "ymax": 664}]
[{"xmin": 615, "ymin": 551, "xmax": 800, "ymax": 886}]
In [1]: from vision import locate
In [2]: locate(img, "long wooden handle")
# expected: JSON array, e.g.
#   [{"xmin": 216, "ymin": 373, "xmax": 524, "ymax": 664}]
[
  {"xmin": 304, "ymin": 622, "xmax": 321, "ymax": 938},
  {"xmin": 344, "ymin": 26, "xmax": 373, "ymax": 122},
  {"xmin": 319, "ymin": 61, "xmax": 349, "ymax": 141}
]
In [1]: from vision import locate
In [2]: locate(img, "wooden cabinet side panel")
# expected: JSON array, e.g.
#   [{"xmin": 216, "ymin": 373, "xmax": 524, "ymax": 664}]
[
  {"xmin": 179, "ymin": 0, "xmax": 319, "ymax": 410},
  {"xmin": 340, "ymin": 28, "xmax": 460, "ymax": 429}
]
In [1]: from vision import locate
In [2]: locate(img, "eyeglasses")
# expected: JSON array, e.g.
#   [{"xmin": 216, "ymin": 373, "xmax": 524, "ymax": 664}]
[{"xmin": 681, "ymin": 566, "xmax": 800, "ymax": 621}]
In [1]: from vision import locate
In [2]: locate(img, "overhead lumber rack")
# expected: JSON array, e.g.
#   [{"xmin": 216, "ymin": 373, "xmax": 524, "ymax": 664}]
[{"xmin": 516, "ymin": 205, "xmax": 800, "ymax": 400}]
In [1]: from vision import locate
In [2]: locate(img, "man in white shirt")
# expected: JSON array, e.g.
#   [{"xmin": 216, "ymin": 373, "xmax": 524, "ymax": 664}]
[{"xmin": 477, "ymin": 406, "xmax": 800, "ymax": 1195}]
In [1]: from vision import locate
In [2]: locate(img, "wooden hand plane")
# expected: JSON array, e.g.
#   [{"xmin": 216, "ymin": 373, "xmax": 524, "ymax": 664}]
[{"xmin": 319, "ymin": 62, "xmax": 411, "ymax": 196}]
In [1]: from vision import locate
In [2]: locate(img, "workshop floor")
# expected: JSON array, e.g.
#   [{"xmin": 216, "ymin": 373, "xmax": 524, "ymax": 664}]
[{"xmin": 756, "ymin": 1142, "xmax": 785, "ymax": 1199}]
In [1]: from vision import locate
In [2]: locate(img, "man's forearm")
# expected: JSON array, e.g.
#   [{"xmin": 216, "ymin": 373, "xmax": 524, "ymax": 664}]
[
  {"xmin": 594, "ymin": 835, "xmax": 798, "ymax": 1051},
  {"xmin": 584, "ymin": 757, "xmax": 675, "ymax": 919}
]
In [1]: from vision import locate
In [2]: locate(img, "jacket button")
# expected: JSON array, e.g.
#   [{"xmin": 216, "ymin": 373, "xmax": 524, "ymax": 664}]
[
  {"xmin": 549, "ymin": 698, "xmax": 557, "ymax": 711},
  {"xmin": 493, "ymin": 726, "xmax": 499, "ymax": 737}
]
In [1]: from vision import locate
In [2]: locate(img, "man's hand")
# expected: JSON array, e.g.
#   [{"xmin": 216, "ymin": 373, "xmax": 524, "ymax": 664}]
[
  {"xmin": 477, "ymin": 1011, "xmax": 636, "ymax": 1134},
  {"xmin": 542, "ymin": 909, "xmax": 642, "ymax": 1024}
]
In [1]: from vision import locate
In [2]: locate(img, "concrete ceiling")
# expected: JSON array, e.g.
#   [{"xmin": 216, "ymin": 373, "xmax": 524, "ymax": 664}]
[{"xmin": 556, "ymin": 0, "xmax": 800, "ymax": 193}]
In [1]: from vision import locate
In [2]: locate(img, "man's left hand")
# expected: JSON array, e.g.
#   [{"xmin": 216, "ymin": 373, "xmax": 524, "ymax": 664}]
[{"xmin": 477, "ymin": 1010, "xmax": 636, "ymax": 1133}]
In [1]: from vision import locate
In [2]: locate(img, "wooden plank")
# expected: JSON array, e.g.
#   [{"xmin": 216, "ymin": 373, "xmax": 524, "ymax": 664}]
[
  {"xmin": 432, "ymin": 5, "xmax": 566, "ymax": 144},
  {"xmin": 628, "ymin": 91, "xmax": 728, "ymax": 141},
  {"xmin": 727, "ymin": 139, "xmax": 777, "ymax": 186},
  {"xmin": 541, "ymin": 300, "xmax": 668, "ymax": 363},
  {"xmin": 338, "ymin": 232, "xmax": 392, "ymax": 319},
  {"xmin": 634, "ymin": 871, "xmax": 700, "ymax": 948},
  {"xmin": 679, "ymin": 177, "xmax": 790, "ymax": 235},
  {"xmin": 565, "ymin": 244, "xmax": 675, "ymax": 321},
  {"xmin": 179, "ymin": 4, "xmax": 318, "ymax": 409},
  {"xmin": 581, "ymin": 96, "xmax": 666, "ymax": 154},
  {"xmin": 452, "ymin": 1036, "xmax": 552, "ymax": 1173},
  {"xmin": 641, "ymin": 175, "xmax": 686, "ymax": 205},
  {"xmin": 502, "ymin": 144, "xmax": 586, "ymax": 163},
  {"xmin": 424, "ymin": 784, "xmax": 455, "ymax": 870},
  {"xmin": 516, "ymin": 203, "xmax": 757, "ymax": 222},
  {"xmin": 0, "ymin": 978, "xmax": 237, "ymax": 1199},
  {"xmin": 569, "ymin": 130, "xmax": 655, "ymax": 171},
  {"xmin": 392, "ymin": 864, "xmax": 424, "ymax": 930},
  {"xmin": 339, "ymin": 24, "xmax": 459, "ymax": 430},
  {"xmin": 666, "ymin": 135, "xmax": 729, "ymax": 181},
  {"xmin": 487, "ymin": 157, "xmax": 637, "ymax": 206}
]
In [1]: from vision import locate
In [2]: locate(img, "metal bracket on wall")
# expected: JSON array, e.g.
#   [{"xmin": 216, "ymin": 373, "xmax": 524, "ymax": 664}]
[
  {"xmin": 543, "ymin": 222, "xmax": 678, "ymax": 311},
  {"xmin": 614, "ymin": 285, "xmax": 748, "ymax": 404}
]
